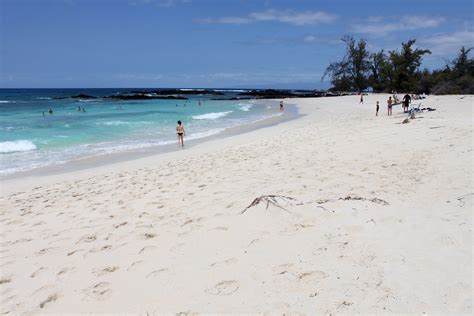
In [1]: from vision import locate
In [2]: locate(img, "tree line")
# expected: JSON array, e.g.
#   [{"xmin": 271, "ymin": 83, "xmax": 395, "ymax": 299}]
[{"xmin": 322, "ymin": 36, "xmax": 474, "ymax": 94}]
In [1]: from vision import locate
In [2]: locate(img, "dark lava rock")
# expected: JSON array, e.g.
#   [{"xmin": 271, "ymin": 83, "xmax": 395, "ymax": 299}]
[
  {"xmin": 211, "ymin": 97, "xmax": 253, "ymax": 101},
  {"xmin": 238, "ymin": 89, "xmax": 325, "ymax": 99},
  {"xmin": 129, "ymin": 89, "xmax": 224, "ymax": 96},
  {"xmin": 54, "ymin": 94, "xmax": 97, "ymax": 99},
  {"xmin": 105, "ymin": 94, "xmax": 188, "ymax": 100}
]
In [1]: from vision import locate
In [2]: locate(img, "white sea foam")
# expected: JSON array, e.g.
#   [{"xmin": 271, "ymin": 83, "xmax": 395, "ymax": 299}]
[
  {"xmin": 192, "ymin": 111, "xmax": 233, "ymax": 120},
  {"xmin": 96, "ymin": 121, "xmax": 129, "ymax": 126},
  {"xmin": 214, "ymin": 89, "xmax": 247, "ymax": 92},
  {"xmin": 0, "ymin": 100, "xmax": 13, "ymax": 103},
  {"xmin": 0, "ymin": 126, "xmax": 19, "ymax": 132},
  {"xmin": 37, "ymin": 97, "xmax": 52, "ymax": 100},
  {"xmin": 187, "ymin": 128, "xmax": 225, "ymax": 140},
  {"xmin": 237, "ymin": 103, "xmax": 253, "ymax": 111},
  {"xmin": 0, "ymin": 140, "xmax": 37, "ymax": 153},
  {"xmin": 96, "ymin": 121, "xmax": 153, "ymax": 126}
]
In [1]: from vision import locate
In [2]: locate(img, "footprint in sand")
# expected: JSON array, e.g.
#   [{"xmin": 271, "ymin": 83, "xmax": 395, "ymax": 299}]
[
  {"xmin": 138, "ymin": 245, "xmax": 157, "ymax": 255},
  {"xmin": 210, "ymin": 258, "xmax": 238, "ymax": 267},
  {"xmin": 113, "ymin": 222, "xmax": 128, "ymax": 229},
  {"xmin": 272, "ymin": 263, "xmax": 294, "ymax": 275},
  {"xmin": 35, "ymin": 247, "xmax": 59, "ymax": 256},
  {"xmin": 67, "ymin": 249, "xmax": 84, "ymax": 256},
  {"xmin": 30, "ymin": 267, "xmax": 48, "ymax": 278},
  {"xmin": 127, "ymin": 260, "xmax": 144, "ymax": 271},
  {"xmin": 39, "ymin": 293, "xmax": 59, "ymax": 309},
  {"xmin": 88, "ymin": 245, "xmax": 113, "ymax": 254},
  {"xmin": 205, "ymin": 280, "xmax": 239, "ymax": 296},
  {"xmin": 295, "ymin": 270, "xmax": 329, "ymax": 283},
  {"xmin": 145, "ymin": 268, "xmax": 168, "ymax": 279},
  {"xmin": 56, "ymin": 266, "xmax": 76, "ymax": 277},
  {"xmin": 82, "ymin": 282, "xmax": 112, "ymax": 301},
  {"xmin": 0, "ymin": 276, "xmax": 12, "ymax": 284},
  {"xmin": 76, "ymin": 234, "xmax": 97, "ymax": 244},
  {"xmin": 139, "ymin": 233, "xmax": 156, "ymax": 240},
  {"xmin": 92, "ymin": 266, "xmax": 119, "ymax": 277}
]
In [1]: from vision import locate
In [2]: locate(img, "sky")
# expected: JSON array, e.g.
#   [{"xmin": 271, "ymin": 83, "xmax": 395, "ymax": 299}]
[{"xmin": 1, "ymin": 0, "xmax": 473, "ymax": 89}]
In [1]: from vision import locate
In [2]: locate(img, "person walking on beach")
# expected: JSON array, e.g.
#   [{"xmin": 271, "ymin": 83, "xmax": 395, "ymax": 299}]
[
  {"xmin": 376, "ymin": 101, "xmax": 379, "ymax": 116},
  {"xmin": 176, "ymin": 120, "xmax": 185, "ymax": 148},
  {"xmin": 280, "ymin": 100, "xmax": 284, "ymax": 111},
  {"xmin": 403, "ymin": 93, "xmax": 411, "ymax": 113},
  {"xmin": 387, "ymin": 97, "xmax": 393, "ymax": 116},
  {"xmin": 360, "ymin": 94, "xmax": 364, "ymax": 104}
]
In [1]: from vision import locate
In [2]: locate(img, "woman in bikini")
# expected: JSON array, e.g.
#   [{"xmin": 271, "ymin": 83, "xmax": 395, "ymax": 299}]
[
  {"xmin": 387, "ymin": 96, "xmax": 393, "ymax": 116},
  {"xmin": 176, "ymin": 120, "xmax": 185, "ymax": 147}
]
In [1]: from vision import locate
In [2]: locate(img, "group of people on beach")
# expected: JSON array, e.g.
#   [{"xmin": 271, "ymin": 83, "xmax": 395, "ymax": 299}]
[{"xmin": 375, "ymin": 93, "xmax": 412, "ymax": 116}]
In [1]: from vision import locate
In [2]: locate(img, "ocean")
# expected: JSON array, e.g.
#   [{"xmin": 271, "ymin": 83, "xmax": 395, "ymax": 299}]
[{"xmin": 0, "ymin": 88, "xmax": 282, "ymax": 176}]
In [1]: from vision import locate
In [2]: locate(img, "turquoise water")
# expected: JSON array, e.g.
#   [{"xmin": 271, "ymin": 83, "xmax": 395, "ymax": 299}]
[{"xmin": 0, "ymin": 89, "xmax": 280, "ymax": 175}]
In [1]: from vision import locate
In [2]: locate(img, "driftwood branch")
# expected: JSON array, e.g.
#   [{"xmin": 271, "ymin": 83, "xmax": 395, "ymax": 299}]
[{"xmin": 240, "ymin": 195, "xmax": 297, "ymax": 214}]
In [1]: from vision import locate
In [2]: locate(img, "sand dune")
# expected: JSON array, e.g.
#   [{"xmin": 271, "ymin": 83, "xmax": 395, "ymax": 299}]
[{"xmin": 0, "ymin": 95, "xmax": 472, "ymax": 314}]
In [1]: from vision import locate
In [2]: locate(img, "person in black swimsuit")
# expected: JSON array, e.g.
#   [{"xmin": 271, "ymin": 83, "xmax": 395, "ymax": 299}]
[
  {"xmin": 387, "ymin": 97, "xmax": 393, "ymax": 116},
  {"xmin": 403, "ymin": 94, "xmax": 411, "ymax": 113},
  {"xmin": 176, "ymin": 120, "xmax": 185, "ymax": 148}
]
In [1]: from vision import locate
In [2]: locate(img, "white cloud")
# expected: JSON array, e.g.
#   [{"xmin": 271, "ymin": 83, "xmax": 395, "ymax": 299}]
[
  {"xmin": 129, "ymin": 0, "xmax": 190, "ymax": 7},
  {"xmin": 303, "ymin": 35, "xmax": 341, "ymax": 45},
  {"xmin": 198, "ymin": 9, "xmax": 337, "ymax": 26},
  {"xmin": 419, "ymin": 30, "xmax": 474, "ymax": 56},
  {"xmin": 157, "ymin": 0, "xmax": 190, "ymax": 7},
  {"xmin": 353, "ymin": 15, "xmax": 445, "ymax": 36},
  {"xmin": 116, "ymin": 73, "xmax": 164, "ymax": 81}
]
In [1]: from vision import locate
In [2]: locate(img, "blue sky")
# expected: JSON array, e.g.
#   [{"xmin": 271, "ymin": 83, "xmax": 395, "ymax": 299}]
[{"xmin": 1, "ymin": 0, "xmax": 473, "ymax": 88}]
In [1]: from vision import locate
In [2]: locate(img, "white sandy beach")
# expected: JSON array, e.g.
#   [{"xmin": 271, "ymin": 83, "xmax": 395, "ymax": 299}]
[{"xmin": 0, "ymin": 94, "xmax": 472, "ymax": 314}]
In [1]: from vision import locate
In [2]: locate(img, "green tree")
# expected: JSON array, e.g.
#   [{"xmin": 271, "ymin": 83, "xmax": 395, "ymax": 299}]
[
  {"xmin": 451, "ymin": 46, "xmax": 474, "ymax": 78},
  {"xmin": 323, "ymin": 35, "xmax": 371, "ymax": 92},
  {"xmin": 388, "ymin": 39, "xmax": 431, "ymax": 92},
  {"xmin": 431, "ymin": 46, "xmax": 474, "ymax": 94}
]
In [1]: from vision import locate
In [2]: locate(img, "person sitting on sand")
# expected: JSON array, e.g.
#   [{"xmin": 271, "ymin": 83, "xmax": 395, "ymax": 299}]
[
  {"xmin": 376, "ymin": 101, "xmax": 379, "ymax": 116},
  {"xmin": 387, "ymin": 97, "xmax": 393, "ymax": 116},
  {"xmin": 176, "ymin": 120, "xmax": 185, "ymax": 148}
]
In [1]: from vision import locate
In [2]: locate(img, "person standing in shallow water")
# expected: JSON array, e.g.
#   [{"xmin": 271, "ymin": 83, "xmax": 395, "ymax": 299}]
[
  {"xmin": 176, "ymin": 120, "xmax": 185, "ymax": 148},
  {"xmin": 376, "ymin": 101, "xmax": 379, "ymax": 116},
  {"xmin": 280, "ymin": 100, "xmax": 284, "ymax": 111}
]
